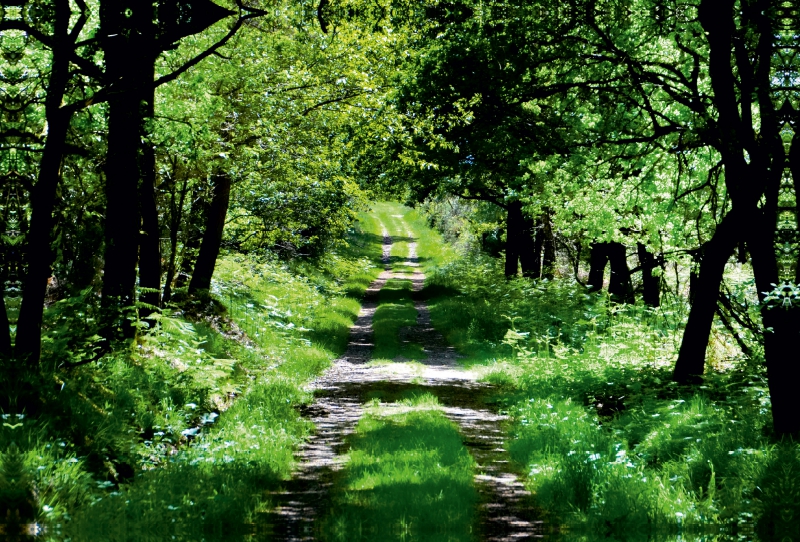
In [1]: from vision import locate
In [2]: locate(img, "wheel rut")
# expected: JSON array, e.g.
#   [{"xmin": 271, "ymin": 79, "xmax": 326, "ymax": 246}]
[{"xmin": 266, "ymin": 219, "xmax": 545, "ymax": 541}]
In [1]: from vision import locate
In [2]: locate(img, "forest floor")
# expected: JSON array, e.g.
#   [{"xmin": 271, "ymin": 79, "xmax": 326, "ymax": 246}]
[{"xmin": 265, "ymin": 208, "xmax": 546, "ymax": 541}]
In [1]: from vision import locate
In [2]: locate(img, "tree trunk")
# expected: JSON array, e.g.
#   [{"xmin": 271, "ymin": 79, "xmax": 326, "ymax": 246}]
[
  {"xmin": 519, "ymin": 215, "xmax": 542, "ymax": 279},
  {"xmin": 138, "ymin": 64, "xmax": 161, "ymax": 311},
  {"xmin": 541, "ymin": 212, "xmax": 556, "ymax": 279},
  {"xmin": 587, "ymin": 242, "xmax": 608, "ymax": 292},
  {"xmin": 0, "ymin": 297, "xmax": 11, "ymax": 359},
  {"xmin": 607, "ymin": 242, "xmax": 633, "ymax": 302},
  {"xmin": 102, "ymin": 93, "xmax": 142, "ymax": 333},
  {"xmin": 637, "ymin": 243, "xmax": 660, "ymax": 307},
  {"xmin": 14, "ymin": 1, "xmax": 72, "ymax": 366},
  {"xmin": 749, "ymin": 221, "xmax": 800, "ymax": 436},
  {"xmin": 504, "ymin": 201, "xmax": 523, "ymax": 278},
  {"xmin": 673, "ymin": 211, "xmax": 740, "ymax": 383},
  {"xmin": 162, "ymin": 178, "xmax": 188, "ymax": 305},
  {"xmin": 189, "ymin": 173, "xmax": 232, "ymax": 294},
  {"xmin": 175, "ymin": 184, "xmax": 208, "ymax": 289}
]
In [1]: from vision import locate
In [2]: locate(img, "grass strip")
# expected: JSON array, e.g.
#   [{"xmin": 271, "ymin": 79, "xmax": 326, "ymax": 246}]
[
  {"xmin": 373, "ymin": 279, "xmax": 425, "ymax": 361},
  {"xmin": 320, "ymin": 396, "xmax": 478, "ymax": 542}
]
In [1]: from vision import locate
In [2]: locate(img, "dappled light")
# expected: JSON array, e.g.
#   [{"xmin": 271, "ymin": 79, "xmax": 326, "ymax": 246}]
[{"xmin": 4, "ymin": 1, "xmax": 800, "ymax": 540}]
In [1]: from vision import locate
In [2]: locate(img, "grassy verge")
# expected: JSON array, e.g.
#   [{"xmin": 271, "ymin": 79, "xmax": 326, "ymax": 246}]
[
  {"xmin": 416, "ymin": 243, "xmax": 789, "ymax": 536},
  {"xmin": 11, "ymin": 210, "xmax": 385, "ymax": 539},
  {"xmin": 319, "ymin": 394, "xmax": 478, "ymax": 542}
]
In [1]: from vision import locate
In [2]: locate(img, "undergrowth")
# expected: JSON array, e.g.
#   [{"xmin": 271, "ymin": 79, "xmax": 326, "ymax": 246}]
[
  {"xmin": 5, "ymin": 210, "xmax": 385, "ymax": 538},
  {"xmin": 420, "ymin": 237, "xmax": 791, "ymax": 537}
]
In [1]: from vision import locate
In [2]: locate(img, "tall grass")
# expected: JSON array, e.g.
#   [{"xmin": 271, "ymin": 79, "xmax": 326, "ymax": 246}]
[
  {"xmin": 21, "ymin": 210, "xmax": 386, "ymax": 537},
  {"xmin": 415, "ymin": 229, "xmax": 791, "ymax": 536}
]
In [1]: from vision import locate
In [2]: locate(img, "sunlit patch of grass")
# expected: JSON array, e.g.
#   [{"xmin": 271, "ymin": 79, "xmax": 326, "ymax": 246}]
[
  {"xmin": 415, "ymin": 227, "xmax": 784, "ymax": 534},
  {"xmin": 373, "ymin": 279, "xmax": 426, "ymax": 360},
  {"xmin": 57, "ymin": 209, "xmax": 386, "ymax": 534},
  {"xmin": 319, "ymin": 406, "xmax": 477, "ymax": 541}
]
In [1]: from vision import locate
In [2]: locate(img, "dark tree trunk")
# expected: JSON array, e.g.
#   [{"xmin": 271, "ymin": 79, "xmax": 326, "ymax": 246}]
[
  {"xmin": 175, "ymin": 184, "xmax": 208, "ymax": 289},
  {"xmin": 541, "ymin": 212, "xmax": 556, "ymax": 279},
  {"xmin": 138, "ymin": 65, "xmax": 161, "ymax": 311},
  {"xmin": 607, "ymin": 242, "xmax": 633, "ymax": 303},
  {"xmin": 519, "ymin": 216, "xmax": 542, "ymax": 279},
  {"xmin": 0, "ymin": 297, "xmax": 11, "ymax": 359},
  {"xmin": 189, "ymin": 173, "xmax": 231, "ymax": 294},
  {"xmin": 15, "ymin": 0, "xmax": 72, "ymax": 366},
  {"xmin": 587, "ymin": 242, "xmax": 608, "ymax": 292},
  {"xmin": 673, "ymin": 211, "xmax": 740, "ymax": 383},
  {"xmin": 162, "ymin": 178, "xmax": 188, "ymax": 304},
  {"xmin": 504, "ymin": 201, "xmax": 523, "ymax": 278},
  {"xmin": 101, "ymin": 1, "xmax": 157, "ymax": 333},
  {"xmin": 749, "ymin": 220, "xmax": 800, "ymax": 436},
  {"xmin": 688, "ymin": 269, "xmax": 700, "ymax": 304},
  {"xmin": 637, "ymin": 243, "xmax": 660, "ymax": 307},
  {"xmin": 102, "ymin": 93, "xmax": 142, "ymax": 332},
  {"xmin": 752, "ymin": 129, "xmax": 800, "ymax": 436}
]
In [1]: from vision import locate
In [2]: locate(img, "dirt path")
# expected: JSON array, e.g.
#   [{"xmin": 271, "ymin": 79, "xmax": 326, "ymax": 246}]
[{"xmin": 267, "ymin": 219, "xmax": 544, "ymax": 541}]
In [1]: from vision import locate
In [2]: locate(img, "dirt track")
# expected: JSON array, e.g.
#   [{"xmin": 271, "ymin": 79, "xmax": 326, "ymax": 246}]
[{"xmin": 267, "ymin": 219, "xmax": 545, "ymax": 541}]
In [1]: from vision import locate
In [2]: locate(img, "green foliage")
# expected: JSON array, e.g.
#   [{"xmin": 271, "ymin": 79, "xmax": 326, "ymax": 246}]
[
  {"xmin": 423, "ymin": 247, "xmax": 780, "ymax": 533},
  {"xmin": 22, "ymin": 210, "xmax": 385, "ymax": 531}
]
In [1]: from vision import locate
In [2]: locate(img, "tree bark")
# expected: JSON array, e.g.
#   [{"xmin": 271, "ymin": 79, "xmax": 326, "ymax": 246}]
[
  {"xmin": 607, "ymin": 242, "xmax": 633, "ymax": 303},
  {"xmin": 519, "ymin": 215, "xmax": 542, "ymax": 279},
  {"xmin": 673, "ymin": 211, "xmax": 740, "ymax": 383},
  {"xmin": 101, "ymin": 1, "xmax": 157, "ymax": 333},
  {"xmin": 102, "ymin": 93, "xmax": 142, "ymax": 331},
  {"xmin": 14, "ymin": 0, "xmax": 72, "ymax": 366},
  {"xmin": 637, "ymin": 243, "xmax": 660, "ymax": 307},
  {"xmin": 138, "ymin": 64, "xmax": 161, "ymax": 311},
  {"xmin": 0, "ymin": 297, "xmax": 11, "ymax": 359},
  {"xmin": 162, "ymin": 178, "xmax": 188, "ymax": 304},
  {"xmin": 188, "ymin": 173, "xmax": 232, "ymax": 294},
  {"xmin": 504, "ymin": 201, "xmax": 522, "ymax": 278},
  {"xmin": 587, "ymin": 242, "xmax": 608, "ymax": 292},
  {"xmin": 541, "ymin": 212, "xmax": 556, "ymax": 279}
]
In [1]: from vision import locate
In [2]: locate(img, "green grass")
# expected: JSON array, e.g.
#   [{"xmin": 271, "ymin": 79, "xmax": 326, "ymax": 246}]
[
  {"xmin": 373, "ymin": 279, "xmax": 425, "ymax": 360},
  {"xmin": 320, "ymin": 396, "xmax": 478, "ymax": 542},
  {"xmin": 25, "ymin": 209, "xmax": 387, "ymax": 538},
  {"xmin": 412, "ymin": 228, "xmax": 792, "ymax": 536}
]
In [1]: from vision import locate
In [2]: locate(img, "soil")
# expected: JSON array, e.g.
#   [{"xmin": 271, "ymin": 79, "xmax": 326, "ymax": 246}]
[{"xmin": 264, "ymin": 222, "xmax": 548, "ymax": 541}]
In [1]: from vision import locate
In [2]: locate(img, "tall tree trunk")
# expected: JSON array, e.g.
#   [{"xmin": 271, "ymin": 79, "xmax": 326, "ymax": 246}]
[
  {"xmin": 637, "ymin": 243, "xmax": 660, "ymax": 307},
  {"xmin": 587, "ymin": 242, "xmax": 608, "ymax": 292},
  {"xmin": 0, "ymin": 297, "xmax": 11, "ymax": 359},
  {"xmin": 519, "ymin": 215, "xmax": 541, "ymax": 279},
  {"xmin": 188, "ymin": 173, "xmax": 231, "ymax": 294},
  {"xmin": 175, "ymin": 184, "xmax": 208, "ymax": 289},
  {"xmin": 541, "ymin": 212, "xmax": 556, "ymax": 279},
  {"xmin": 102, "ymin": 93, "xmax": 142, "ymax": 332},
  {"xmin": 15, "ymin": 0, "xmax": 72, "ymax": 366},
  {"xmin": 504, "ymin": 201, "xmax": 523, "ymax": 278},
  {"xmin": 162, "ymin": 178, "xmax": 188, "ymax": 305},
  {"xmin": 138, "ymin": 63, "xmax": 161, "ymax": 311},
  {"xmin": 673, "ymin": 211, "xmax": 740, "ymax": 383},
  {"xmin": 749, "ymin": 221, "xmax": 799, "ymax": 436},
  {"xmin": 101, "ymin": 1, "xmax": 157, "ymax": 333},
  {"xmin": 751, "ymin": 131, "xmax": 800, "ymax": 436},
  {"xmin": 607, "ymin": 242, "xmax": 633, "ymax": 302}
]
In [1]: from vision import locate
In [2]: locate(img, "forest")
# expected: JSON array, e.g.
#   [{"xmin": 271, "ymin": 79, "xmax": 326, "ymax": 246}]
[{"xmin": 1, "ymin": 0, "xmax": 799, "ymax": 540}]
